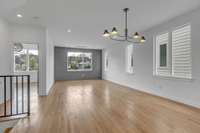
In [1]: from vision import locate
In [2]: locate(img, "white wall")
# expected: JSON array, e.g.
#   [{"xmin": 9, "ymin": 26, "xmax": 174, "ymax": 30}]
[
  {"xmin": 45, "ymin": 30, "xmax": 54, "ymax": 94},
  {"xmin": 0, "ymin": 17, "xmax": 11, "ymax": 103},
  {"xmin": 0, "ymin": 17, "xmax": 11, "ymax": 75},
  {"xmin": 14, "ymin": 71, "xmax": 38, "ymax": 82},
  {"xmin": 103, "ymin": 8, "xmax": 200, "ymax": 108}
]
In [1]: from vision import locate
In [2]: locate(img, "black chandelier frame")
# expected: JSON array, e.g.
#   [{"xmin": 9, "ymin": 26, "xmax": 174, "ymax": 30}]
[{"xmin": 104, "ymin": 8, "xmax": 145, "ymax": 44}]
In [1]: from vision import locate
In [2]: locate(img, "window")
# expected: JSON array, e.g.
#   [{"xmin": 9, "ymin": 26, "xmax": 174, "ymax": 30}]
[
  {"xmin": 29, "ymin": 50, "xmax": 39, "ymax": 71},
  {"xmin": 14, "ymin": 44, "xmax": 39, "ymax": 72},
  {"xmin": 14, "ymin": 49, "xmax": 28, "ymax": 71},
  {"xmin": 126, "ymin": 45, "xmax": 134, "ymax": 74},
  {"xmin": 155, "ymin": 24, "xmax": 192, "ymax": 79},
  {"xmin": 104, "ymin": 52, "xmax": 108, "ymax": 71},
  {"xmin": 67, "ymin": 52, "xmax": 92, "ymax": 71},
  {"xmin": 155, "ymin": 32, "xmax": 170, "ymax": 76},
  {"xmin": 160, "ymin": 44, "xmax": 167, "ymax": 67}
]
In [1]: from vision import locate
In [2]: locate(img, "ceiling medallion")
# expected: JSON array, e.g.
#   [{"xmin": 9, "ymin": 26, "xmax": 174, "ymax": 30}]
[{"xmin": 103, "ymin": 8, "xmax": 146, "ymax": 44}]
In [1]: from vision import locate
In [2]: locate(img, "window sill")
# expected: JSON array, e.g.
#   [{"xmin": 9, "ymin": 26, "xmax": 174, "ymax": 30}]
[
  {"xmin": 67, "ymin": 69, "xmax": 93, "ymax": 72},
  {"xmin": 153, "ymin": 74, "xmax": 193, "ymax": 81},
  {"xmin": 14, "ymin": 71, "xmax": 38, "ymax": 73}
]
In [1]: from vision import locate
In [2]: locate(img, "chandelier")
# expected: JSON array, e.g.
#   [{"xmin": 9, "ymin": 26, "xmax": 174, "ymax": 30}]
[
  {"xmin": 103, "ymin": 8, "xmax": 146, "ymax": 44},
  {"xmin": 14, "ymin": 42, "xmax": 23, "ymax": 52}
]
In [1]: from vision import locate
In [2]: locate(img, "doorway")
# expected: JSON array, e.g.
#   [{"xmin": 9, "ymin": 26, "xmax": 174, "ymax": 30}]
[{"xmin": 13, "ymin": 43, "xmax": 39, "ymax": 93}]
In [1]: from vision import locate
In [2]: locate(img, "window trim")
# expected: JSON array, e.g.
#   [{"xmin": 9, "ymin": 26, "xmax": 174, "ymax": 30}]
[
  {"xmin": 67, "ymin": 51, "xmax": 93, "ymax": 72},
  {"xmin": 126, "ymin": 44, "xmax": 134, "ymax": 74},
  {"xmin": 154, "ymin": 23, "xmax": 192, "ymax": 80},
  {"xmin": 155, "ymin": 32, "xmax": 170, "ymax": 77},
  {"xmin": 104, "ymin": 52, "xmax": 108, "ymax": 71}
]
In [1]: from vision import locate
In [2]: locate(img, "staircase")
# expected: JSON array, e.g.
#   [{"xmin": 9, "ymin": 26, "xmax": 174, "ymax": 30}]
[
  {"xmin": 0, "ymin": 75, "xmax": 31, "ymax": 133},
  {"xmin": 0, "ymin": 75, "xmax": 30, "ymax": 118}
]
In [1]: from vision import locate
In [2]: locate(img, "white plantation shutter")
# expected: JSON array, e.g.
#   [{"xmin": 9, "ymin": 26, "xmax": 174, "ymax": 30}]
[
  {"xmin": 156, "ymin": 33, "xmax": 171, "ymax": 76},
  {"xmin": 126, "ymin": 45, "xmax": 134, "ymax": 74},
  {"xmin": 172, "ymin": 25, "xmax": 192, "ymax": 79}
]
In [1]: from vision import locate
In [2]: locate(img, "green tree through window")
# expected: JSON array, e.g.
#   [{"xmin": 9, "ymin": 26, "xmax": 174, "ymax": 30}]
[
  {"xmin": 14, "ymin": 46, "xmax": 39, "ymax": 72},
  {"xmin": 67, "ymin": 52, "xmax": 92, "ymax": 71},
  {"xmin": 29, "ymin": 50, "xmax": 39, "ymax": 71}
]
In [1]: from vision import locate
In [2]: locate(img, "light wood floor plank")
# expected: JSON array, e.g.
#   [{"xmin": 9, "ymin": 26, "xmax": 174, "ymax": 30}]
[{"xmin": 11, "ymin": 80, "xmax": 200, "ymax": 133}]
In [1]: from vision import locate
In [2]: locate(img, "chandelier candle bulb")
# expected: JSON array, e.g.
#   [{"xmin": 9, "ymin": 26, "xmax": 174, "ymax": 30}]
[
  {"xmin": 140, "ymin": 36, "xmax": 146, "ymax": 43},
  {"xmin": 133, "ymin": 32, "xmax": 139, "ymax": 39},
  {"xmin": 103, "ymin": 30, "xmax": 110, "ymax": 37},
  {"xmin": 111, "ymin": 27, "xmax": 118, "ymax": 35}
]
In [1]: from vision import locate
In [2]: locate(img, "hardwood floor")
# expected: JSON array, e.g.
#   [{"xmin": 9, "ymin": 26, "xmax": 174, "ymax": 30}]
[{"xmin": 10, "ymin": 80, "xmax": 200, "ymax": 133}]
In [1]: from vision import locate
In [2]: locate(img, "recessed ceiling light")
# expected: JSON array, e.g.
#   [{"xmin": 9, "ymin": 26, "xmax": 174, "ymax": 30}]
[
  {"xmin": 67, "ymin": 29, "xmax": 71, "ymax": 33},
  {"xmin": 17, "ymin": 14, "xmax": 23, "ymax": 18},
  {"xmin": 32, "ymin": 16, "xmax": 40, "ymax": 20}
]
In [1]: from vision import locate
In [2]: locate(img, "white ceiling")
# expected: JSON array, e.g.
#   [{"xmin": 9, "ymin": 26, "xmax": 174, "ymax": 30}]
[{"xmin": 1, "ymin": 0, "xmax": 200, "ymax": 49}]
